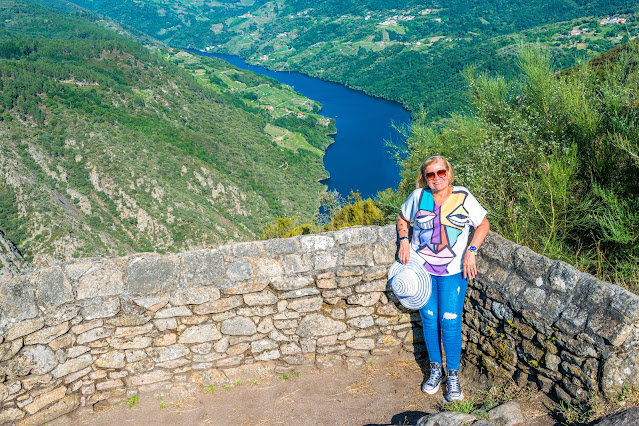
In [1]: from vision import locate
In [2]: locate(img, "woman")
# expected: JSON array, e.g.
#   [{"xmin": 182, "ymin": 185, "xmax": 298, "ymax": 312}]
[{"xmin": 396, "ymin": 155, "xmax": 489, "ymax": 402}]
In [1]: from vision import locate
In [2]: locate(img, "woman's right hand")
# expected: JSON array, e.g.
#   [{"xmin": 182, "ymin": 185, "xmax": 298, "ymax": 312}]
[{"xmin": 398, "ymin": 239, "xmax": 410, "ymax": 264}]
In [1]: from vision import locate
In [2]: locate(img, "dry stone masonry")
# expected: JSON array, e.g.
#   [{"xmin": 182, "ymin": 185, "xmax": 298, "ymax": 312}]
[{"xmin": 0, "ymin": 225, "xmax": 637, "ymax": 424}]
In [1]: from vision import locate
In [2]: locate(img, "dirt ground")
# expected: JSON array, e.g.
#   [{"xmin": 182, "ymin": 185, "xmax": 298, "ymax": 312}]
[{"xmin": 53, "ymin": 355, "xmax": 558, "ymax": 426}]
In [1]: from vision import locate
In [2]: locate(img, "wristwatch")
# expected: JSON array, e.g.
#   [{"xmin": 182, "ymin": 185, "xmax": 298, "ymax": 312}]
[{"xmin": 468, "ymin": 245, "xmax": 477, "ymax": 253}]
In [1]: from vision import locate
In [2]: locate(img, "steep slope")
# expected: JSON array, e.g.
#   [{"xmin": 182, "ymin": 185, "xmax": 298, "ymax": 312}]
[
  {"xmin": 61, "ymin": 0, "xmax": 639, "ymax": 117},
  {"xmin": 0, "ymin": 1, "xmax": 332, "ymax": 266}
]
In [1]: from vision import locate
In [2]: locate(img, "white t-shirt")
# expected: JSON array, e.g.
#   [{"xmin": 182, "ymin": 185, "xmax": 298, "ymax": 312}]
[{"xmin": 401, "ymin": 186, "xmax": 487, "ymax": 276}]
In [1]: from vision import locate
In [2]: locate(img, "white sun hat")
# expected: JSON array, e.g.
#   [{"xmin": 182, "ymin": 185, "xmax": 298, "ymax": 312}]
[{"xmin": 387, "ymin": 252, "xmax": 432, "ymax": 310}]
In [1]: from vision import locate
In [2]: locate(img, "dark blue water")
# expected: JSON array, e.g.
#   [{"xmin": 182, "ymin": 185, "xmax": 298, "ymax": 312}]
[{"xmin": 194, "ymin": 52, "xmax": 411, "ymax": 199}]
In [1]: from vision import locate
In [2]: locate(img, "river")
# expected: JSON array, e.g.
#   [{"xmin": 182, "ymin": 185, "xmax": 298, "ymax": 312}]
[{"xmin": 194, "ymin": 52, "xmax": 411, "ymax": 200}]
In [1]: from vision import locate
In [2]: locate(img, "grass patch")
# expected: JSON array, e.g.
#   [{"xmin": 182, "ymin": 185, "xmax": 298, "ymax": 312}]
[
  {"xmin": 442, "ymin": 398, "xmax": 477, "ymax": 414},
  {"xmin": 552, "ymin": 385, "xmax": 639, "ymax": 425},
  {"xmin": 204, "ymin": 385, "xmax": 217, "ymax": 393},
  {"xmin": 281, "ymin": 374, "xmax": 290, "ymax": 380},
  {"xmin": 126, "ymin": 395, "xmax": 139, "ymax": 408}
]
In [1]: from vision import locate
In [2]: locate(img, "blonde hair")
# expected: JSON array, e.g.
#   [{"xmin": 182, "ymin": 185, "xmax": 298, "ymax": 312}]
[{"xmin": 417, "ymin": 155, "xmax": 455, "ymax": 188}]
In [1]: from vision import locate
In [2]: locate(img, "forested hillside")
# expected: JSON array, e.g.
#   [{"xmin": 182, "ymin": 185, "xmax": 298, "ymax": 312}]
[
  {"xmin": 387, "ymin": 43, "xmax": 639, "ymax": 290},
  {"xmin": 0, "ymin": 1, "xmax": 334, "ymax": 267},
  {"xmin": 62, "ymin": 0, "xmax": 639, "ymax": 117}
]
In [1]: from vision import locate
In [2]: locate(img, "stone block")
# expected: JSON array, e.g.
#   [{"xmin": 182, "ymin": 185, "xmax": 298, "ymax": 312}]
[
  {"xmin": 251, "ymin": 339, "xmax": 278, "ymax": 354},
  {"xmin": 154, "ymin": 318, "xmax": 178, "ymax": 332},
  {"xmin": 587, "ymin": 309, "xmax": 633, "ymax": 347},
  {"xmin": 222, "ymin": 280, "xmax": 270, "ymax": 296},
  {"xmin": 179, "ymin": 324, "xmax": 222, "ymax": 344},
  {"xmin": 287, "ymin": 296, "xmax": 323, "ymax": 313},
  {"xmin": 127, "ymin": 370, "xmax": 172, "ymax": 387},
  {"xmin": 274, "ymin": 319, "xmax": 298, "ymax": 330},
  {"xmin": 280, "ymin": 288, "xmax": 320, "ymax": 299},
  {"xmin": 513, "ymin": 246, "xmax": 552, "ymax": 285},
  {"xmin": 24, "ymin": 322, "xmax": 70, "ymax": 345},
  {"xmin": 487, "ymin": 401, "xmax": 525, "ymax": 426},
  {"xmin": 555, "ymin": 304, "xmax": 588, "ymax": 337},
  {"xmin": 344, "ymin": 246, "xmax": 374, "ymax": 267},
  {"xmin": 298, "ymin": 314, "xmax": 347, "ymax": 337},
  {"xmin": 182, "ymin": 249, "xmax": 225, "ymax": 286},
  {"xmin": 300, "ymin": 235, "xmax": 335, "ymax": 252},
  {"xmin": 347, "ymin": 292, "xmax": 382, "ymax": 307},
  {"xmin": 221, "ymin": 317, "xmax": 257, "ymax": 336},
  {"xmin": 317, "ymin": 334, "xmax": 338, "ymax": 346},
  {"xmin": 322, "ymin": 288, "xmax": 352, "ymax": 299},
  {"xmin": 345, "ymin": 307, "xmax": 375, "ymax": 318},
  {"xmin": 355, "ymin": 280, "xmax": 387, "ymax": 293},
  {"xmin": 189, "ymin": 369, "xmax": 228, "ymax": 386},
  {"xmin": 126, "ymin": 255, "xmax": 180, "ymax": 295},
  {"xmin": 36, "ymin": 266, "xmax": 73, "ymax": 311},
  {"xmin": 214, "ymin": 355, "xmax": 244, "ymax": 368},
  {"xmin": 110, "ymin": 336, "xmax": 152, "ymax": 350},
  {"xmin": 281, "ymin": 343, "xmax": 302, "ymax": 355},
  {"xmin": 169, "ymin": 287, "xmax": 221, "ymax": 306},
  {"xmin": 114, "ymin": 323, "xmax": 154, "ymax": 338},
  {"xmin": 52, "ymin": 354, "xmax": 92, "ymax": 378},
  {"xmin": 75, "ymin": 261, "xmax": 124, "ymax": 300},
  {"xmin": 244, "ymin": 290, "xmax": 278, "ymax": 306},
  {"xmin": 81, "ymin": 297, "xmax": 120, "ymax": 320},
  {"xmin": 270, "ymin": 276, "xmax": 314, "ymax": 291},
  {"xmin": 6, "ymin": 317, "xmax": 45, "ymax": 342},
  {"xmin": 312, "ymin": 252, "xmax": 340, "ymax": 270},
  {"xmin": 96, "ymin": 379, "xmax": 124, "ymax": 391},
  {"xmin": 147, "ymin": 344, "xmax": 189, "ymax": 363},
  {"xmin": 255, "ymin": 349, "xmax": 280, "ymax": 361},
  {"xmin": 0, "ymin": 407, "xmax": 24, "ymax": 424},
  {"xmin": 154, "ymin": 306, "xmax": 192, "ymax": 319},
  {"xmin": 522, "ymin": 287, "xmax": 546, "ymax": 306},
  {"xmin": 64, "ymin": 366, "xmax": 91, "ymax": 384},
  {"xmin": 263, "ymin": 237, "xmax": 300, "ymax": 254},
  {"xmin": 255, "ymin": 258, "xmax": 284, "ymax": 278},
  {"xmin": 0, "ymin": 277, "xmax": 38, "ymax": 337},
  {"xmin": 373, "ymin": 243, "xmax": 395, "ymax": 265},
  {"xmin": 95, "ymin": 351, "xmax": 126, "ymax": 369},
  {"xmin": 479, "ymin": 232, "xmax": 516, "ymax": 263},
  {"xmin": 23, "ymin": 386, "xmax": 66, "ymax": 415},
  {"xmin": 223, "ymin": 363, "xmax": 272, "ymax": 383},
  {"xmin": 347, "ymin": 316, "xmax": 375, "ymax": 329},
  {"xmin": 76, "ymin": 327, "xmax": 110, "ymax": 345},
  {"xmin": 132, "ymin": 296, "xmax": 169, "ymax": 312},
  {"xmin": 226, "ymin": 261, "xmax": 253, "ymax": 281},
  {"xmin": 17, "ymin": 395, "xmax": 79, "ymax": 426},
  {"xmin": 573, "ymin": 277, "xmax": 614, "ymax": 311},
  {"xmin": 610, "ymin": 288, "xmax": 639, "ymax": 322},
  {"xmin": 4, "ymin": 345, "xmax": 57, "ymax": 378},
  {"xmin": 193, "ymin": 296, "xmax": 243, "ymax": 315},
  {"xmin": 44, "ymin": 305, "xmax": 79, "ymax": 327},
  {"xmin": 347, "ymin": 338, "xmax": 375, "ymax": 350},
  {"xmin": 281, "ymin": 254, "xmax": 313, "ymax": 274}
]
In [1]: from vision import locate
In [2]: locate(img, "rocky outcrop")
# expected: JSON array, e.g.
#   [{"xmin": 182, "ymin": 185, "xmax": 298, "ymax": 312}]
[
  {"xmin": 0, "ymin": 225, "xmax": 638, "ymax": 424},
  {"xmin": 0, "ymin": 230, "xmax": 26, "ymax": 276}
]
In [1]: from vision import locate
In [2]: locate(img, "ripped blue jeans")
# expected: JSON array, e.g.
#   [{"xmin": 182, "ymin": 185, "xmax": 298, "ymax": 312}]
[{"xmin": 418, "ymin": 273, "xmax": 468, "ymax": 371}]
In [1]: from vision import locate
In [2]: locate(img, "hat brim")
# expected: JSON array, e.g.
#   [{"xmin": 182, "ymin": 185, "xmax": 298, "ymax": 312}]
[{"xmin": 388, "ymin": 252, "xmax": 432, "ymax": 310}]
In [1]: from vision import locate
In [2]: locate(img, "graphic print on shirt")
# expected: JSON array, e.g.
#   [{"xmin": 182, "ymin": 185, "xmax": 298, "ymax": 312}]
[{"xmin": 414, "ymin": 190, "xmax": 470, "ymax": 275}]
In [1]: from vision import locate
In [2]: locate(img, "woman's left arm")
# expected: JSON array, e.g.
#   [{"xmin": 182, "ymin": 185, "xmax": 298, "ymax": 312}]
[{"xmin": 462, "ymin": 217, "xmax": 490, "ymax": 280}]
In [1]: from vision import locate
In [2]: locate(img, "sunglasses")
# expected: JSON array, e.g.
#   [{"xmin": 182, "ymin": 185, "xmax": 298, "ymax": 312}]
[{"xmin": 426, "ymin": 169, "xmax": 447, "ymax": 180}]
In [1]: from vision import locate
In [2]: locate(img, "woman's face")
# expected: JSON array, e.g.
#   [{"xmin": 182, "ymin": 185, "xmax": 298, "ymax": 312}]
[{"xmin": 425, "ymin": 161, "xmax": 450, "ymax": 192}]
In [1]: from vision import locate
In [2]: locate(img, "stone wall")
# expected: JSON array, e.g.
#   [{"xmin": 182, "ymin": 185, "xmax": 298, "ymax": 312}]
[{"xmin": 0, "ymin": 225, "xmax": 637, "ymax": 424}]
